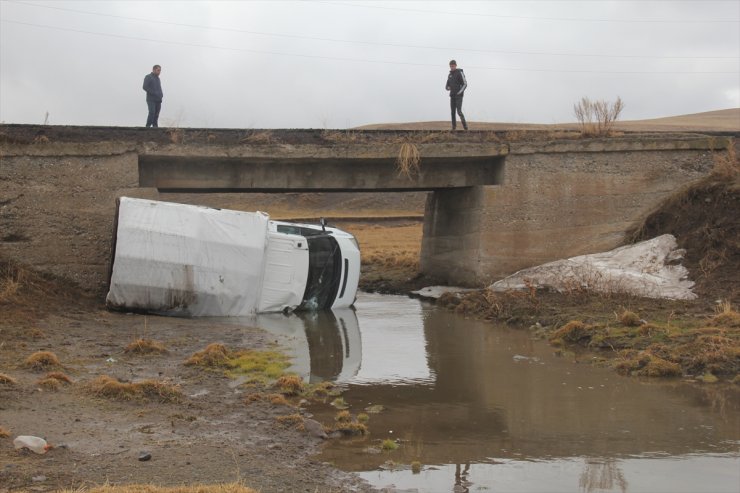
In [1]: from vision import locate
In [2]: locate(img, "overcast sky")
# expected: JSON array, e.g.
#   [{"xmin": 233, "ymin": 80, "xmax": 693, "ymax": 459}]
[{"xmin": 1, "ymin": 0, "xmax": 738, "ymax": 128}]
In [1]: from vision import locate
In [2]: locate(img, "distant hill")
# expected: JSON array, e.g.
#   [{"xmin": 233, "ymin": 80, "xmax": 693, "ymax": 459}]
[{"xmin": 357, "ymin": 108, "xmax": 740, "ymax": 132}]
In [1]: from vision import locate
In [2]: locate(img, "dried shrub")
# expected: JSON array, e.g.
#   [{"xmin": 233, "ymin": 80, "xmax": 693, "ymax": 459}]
[
  {"xmin": 0, "ymin": 262, "xmax": 24, "ymax": 301},
  {"xmin": 550, "ymin": 321, "xmax": 592, "ymax": 345},
  {"xmin": 88, "ymin": 375, "xmax": 182, "ymax": 403},
  {"xmin": 334, "ymin": 410, "xmax": 352, "ymax": 423},
  {"xmin": 37, "ymin": 371, "xmax": 73, "ymax": 390},
  {"xmin": 712, "ymin": 144, "xmax": 738, "ymax": 178},
  {"xmin": 0, "ymin": 373, "xmax": 18, "ymax": 386},
  {"xmin": 618, "ymin": 310, "xmax": 642, "ymax": 327},
  {"xmin": 24, "ymin": 351, "xmax": 61, "ymax": 371},
  {"xmin": 274, "ymin": 375, "xmax": 304, "ymax": 396},
  {"xmin": 124, "ymin": 338, "xmax": 168, "ymax": 355},
  {"xmin": 185, "ymin": 343, "xmax": 231, "ymax": 367},
  {"xmin": 267, "ymin": 393, "xmax": 292, "ymax": 407},
  {"xmin": 334, "ymin": 421, "xmax": 368, "ymax": 436},
  {"xmin": 396, "ymin": 142, "xmax": 421, "ymax": 179},
  {"xmin": 275, "ymin": 413, "xmax": 303, "ymax": 428},
  {"xmin": 710, "ymin": 301, "xmax": 740, "ymax": 328},
  {"xmin": 573, "ymin": 96, "xmax": 624, "ymax": 137},
  {"xmin": 0, "ymin": 426, "xmax": 10, "ymax": 438}
]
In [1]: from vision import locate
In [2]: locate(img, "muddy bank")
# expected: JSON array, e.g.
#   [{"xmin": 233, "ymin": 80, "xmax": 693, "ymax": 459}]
[{"xmin": 0, "ymin": 261, "xmax": 375, "ymax": 493}]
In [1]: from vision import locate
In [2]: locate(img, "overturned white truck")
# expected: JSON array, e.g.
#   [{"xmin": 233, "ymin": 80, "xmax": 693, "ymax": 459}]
[{"xmin": 106, "ymin": 197, "xmax": 360, "ymax": 316}]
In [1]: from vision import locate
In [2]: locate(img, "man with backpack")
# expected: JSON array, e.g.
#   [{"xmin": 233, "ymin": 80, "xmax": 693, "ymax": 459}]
[{"xmin": 445, "ymin": 60, "xmax": 468, "ymax": 131}]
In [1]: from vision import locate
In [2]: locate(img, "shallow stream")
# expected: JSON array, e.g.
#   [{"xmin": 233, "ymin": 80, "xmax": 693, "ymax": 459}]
[{"xmin": 255, "ymin": 292, "xmax": 739, "ymax": 493}]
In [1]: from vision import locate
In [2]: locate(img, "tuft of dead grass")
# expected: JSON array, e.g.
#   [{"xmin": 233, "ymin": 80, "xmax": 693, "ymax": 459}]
[
  {"xmin": 0, "ymin": 425, "xmax": 10, "ymax": 438},
  {"xmin": 550, "ymin": 320, "xmax": 593, "ymax": 345},
  {"xmin": 88, "ymin": 375, "xmax": 182, "ymax": 403},
  {"xmin": 396, "ymin": 142, "xmax": 421, "ymax": 179},
  {"xmin": 124, "ymin": 338, "xmax": 168, "ymax": 355},
  {"xmin": 618, "ymin": 310, "xmax": 642, "ymax": 327},
  {"xmin": 275, "ymin": 413, "xmax": 304, "ymax": 428},
  {"xmin": 267, "ymin": 393, "xmax": 292, "ymax": 407},
  {"xmin": 0, "ymin": 373, "xmax": 18, "ymax": 385},
  {"xmin": 185, "ymin": 343, "xmax": 231, "ymax": 367},
  {"xmin": 57, "ymin": 483, "xmax": 258, "ymax": 493},
  {"xmin": 24, "ymin": 350, "xmax": 61, "ymax": 371},
  {"xmin": 274, "ymin": 375, "xmax": 304, "ymax": 396},
  {"xmin": 37, "ymin": 371, "xmax": 73, "ymax": 390},
  {"xmin": 710, "ymin": 301, "xmax": 740, "ymax": 328}
]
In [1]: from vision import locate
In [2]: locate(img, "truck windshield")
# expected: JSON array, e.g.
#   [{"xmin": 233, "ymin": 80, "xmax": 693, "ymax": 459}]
[{"xmin": 300, "ymin": 235, "xmax": 342, "ymax": 310}]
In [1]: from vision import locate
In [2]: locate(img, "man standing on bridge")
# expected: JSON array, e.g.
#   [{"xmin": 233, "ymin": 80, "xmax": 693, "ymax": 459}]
[
  {"xmin": 143, "ymin": 65, "xmax": 163, "ymax": 128},
  {"xmin": 446, "ymin": 60, "xmax": 468, "ymax": 131}
]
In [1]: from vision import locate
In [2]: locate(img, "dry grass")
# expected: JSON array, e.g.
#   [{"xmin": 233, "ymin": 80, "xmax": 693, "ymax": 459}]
[
  {"xmin": 88, "ymin": 375, "xmax": 182, "ymax": 403},
  {"xmin": 24, "ymin": 350, "xmax": 61, "ymax": 371},
  {"xmin": 618, "ymin": 310, "xmax": 642, "ymax": 327},
  {"xmin": 711, "ymin": 301, "xmax": 740, "ymax": 328},
  {"xmin": 274, "ymin": 375, "xmax": 304, "ymax": 396},
  {"xmin": 550, "ymin": 320, "xmax": 592, "ymax": 345},
  {"xmin": 321, "ymin": 129, "xmax": 362, "ymax": 143},
  {"xmin": 37, "ymin": 371, "xmax": 73, "ymax": 390},
  {"xmin": 124, "ymin": 338, "xmax": 168, "ymax": 355},
  {"xmin": 0, "ymin": 259, "xmax": 27, "ymax": 302},
  {"xmin": 267, "ymin": 393, "xmax": 292, "ymax": 407},
  {"xmin": 0, "ymin": 373, "xmax": 18, "ymax": 385},
  {"xmin": 614, "ymin": 350, "xmax": 683, "ymax": 377},
  {"xmin": 396, "ymin": 142, "xmax": 421, "ymax": 179},
  {"xmin": 275, "ymin": 413, "xmax": 304, "ymax": 428},
  {"xmin": 184, "ymin": 343, "xmax": 231, "ymax": 367},
  {"xmin": 712, "ymin": 144, "xmax": 739, "ymax": 178},
  {"xmin": 58, "ymin": 484, "xmax": 258, "ymax": 493},
  {"xmin": 240, "ymin": 130, "xmax": 274, "ymax": 144},
  {"xmin": 0, "ymin": 426, "xmax": 10, "ymax": 438}
]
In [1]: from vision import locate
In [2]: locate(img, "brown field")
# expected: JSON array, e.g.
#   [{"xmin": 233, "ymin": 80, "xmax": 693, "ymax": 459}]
[{"xmin": 357, "ymin": 107, "xmax": 740, "ymax": 132}]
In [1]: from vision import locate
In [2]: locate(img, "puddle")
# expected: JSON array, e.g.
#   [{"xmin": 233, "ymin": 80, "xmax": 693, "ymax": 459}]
[{"xmin": 253, "ymin": 292, "xmax": 740, "ymax": 492}]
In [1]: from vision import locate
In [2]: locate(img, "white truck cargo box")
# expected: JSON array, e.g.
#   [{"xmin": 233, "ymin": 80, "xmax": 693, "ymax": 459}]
[{"xmin": 106, "ymin": 197, "xmax": 359, "ymax": 316}]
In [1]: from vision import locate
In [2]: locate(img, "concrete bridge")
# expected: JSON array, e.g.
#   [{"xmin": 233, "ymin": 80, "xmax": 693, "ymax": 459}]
[{"xmin": 0, "ymin": 125, "xmax": 733, "ymax": 289}]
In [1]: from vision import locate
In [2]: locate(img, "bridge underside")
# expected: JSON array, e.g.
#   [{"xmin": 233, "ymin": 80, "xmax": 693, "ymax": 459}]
[{"xmin": 139, "ymin": 154, "xmax": 506, "ymax": 192}]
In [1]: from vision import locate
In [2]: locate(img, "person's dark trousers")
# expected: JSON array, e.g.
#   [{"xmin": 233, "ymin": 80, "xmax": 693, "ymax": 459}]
[
  {"xmin": 146, "ymin": 100, "xmax": 162, "ymax": 128},
  {"xmin": 450, "ymin": 96, "xmax": 468, "ymax": 130}
]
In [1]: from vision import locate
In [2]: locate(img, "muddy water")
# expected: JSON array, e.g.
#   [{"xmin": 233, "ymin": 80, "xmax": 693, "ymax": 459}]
[{"xmin": 256, "ymin": 293, "xmax": 740, "ymax": 493}]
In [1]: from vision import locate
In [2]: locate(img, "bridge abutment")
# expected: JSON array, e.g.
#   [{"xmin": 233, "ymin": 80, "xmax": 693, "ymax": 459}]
[{"xmin": 420, "ymin": 138, "xmax": 724, "ymax": 285}]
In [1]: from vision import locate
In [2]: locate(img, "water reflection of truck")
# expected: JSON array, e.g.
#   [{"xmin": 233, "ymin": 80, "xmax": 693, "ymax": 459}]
[
  {"xmin": 105, "ymin": 197, "xmax": 360, "ymax": 316},
  {"xmin": 255, "ymin": 308, "xmax": 362, "ymax": 383}
]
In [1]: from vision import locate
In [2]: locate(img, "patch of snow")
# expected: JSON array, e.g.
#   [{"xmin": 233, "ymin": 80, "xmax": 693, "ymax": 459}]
[
  {"xmin": 411, "ymin": 286, "xmax": 477, "ymax": 300},
  {"xmin": 490, "ymin": 234, "xmax": 696, "ymax": 300}
]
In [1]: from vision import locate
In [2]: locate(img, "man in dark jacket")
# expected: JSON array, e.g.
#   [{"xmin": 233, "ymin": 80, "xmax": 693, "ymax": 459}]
[
  {"xmin": 445, "ymin": 60, "xmax": 468, "ymax": 130},
  {"xmin": 143, "ymin": 65, "xmax": 163, "ymax": 128}
]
